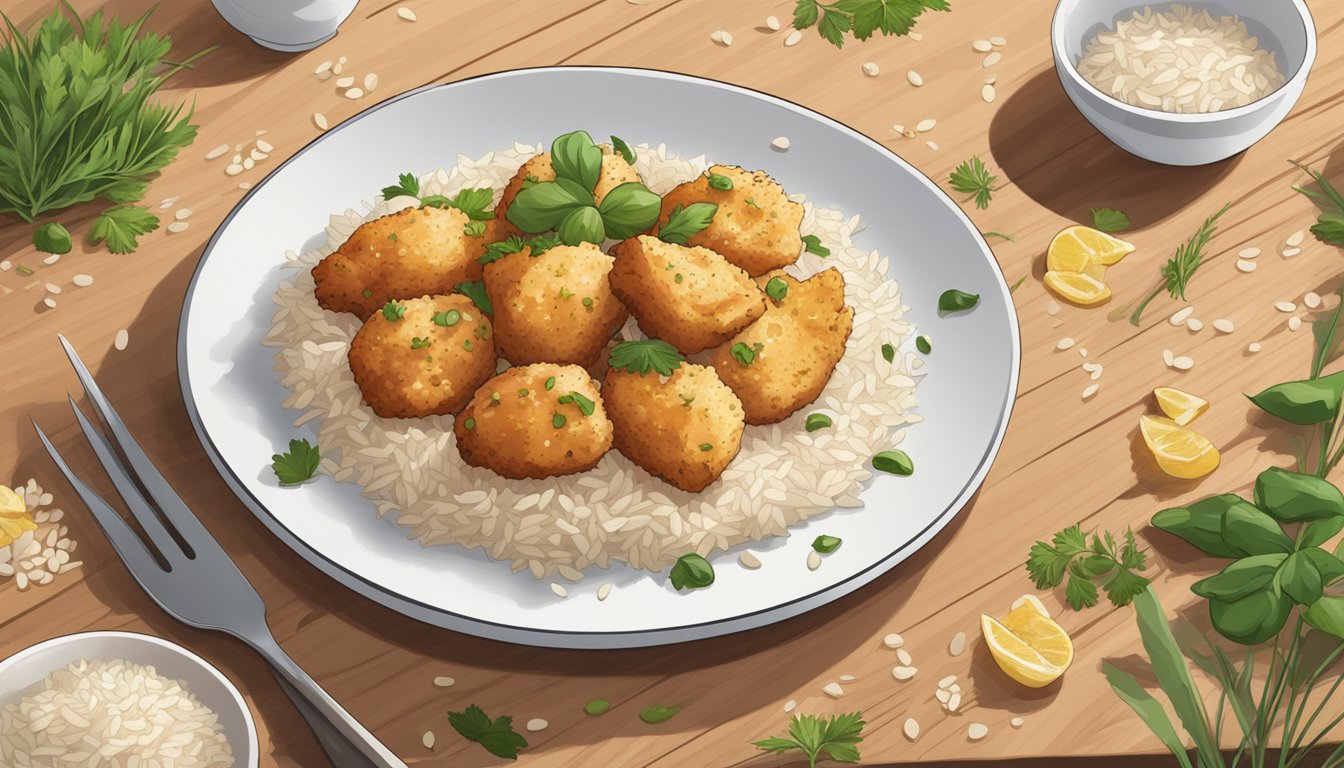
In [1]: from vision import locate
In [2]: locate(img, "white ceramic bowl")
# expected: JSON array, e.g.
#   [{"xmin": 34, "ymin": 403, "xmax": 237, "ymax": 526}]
[
  {"xmin": 1051, "ymin": 0, "xmax": 1316, "ymax": 165},
  {"xmin": 211, "ymin": 0, "xmax": 357, "ymax": 52},
  {"xmin": 0, "ymin": 631, "xmax": 258, "ymax": 767}
]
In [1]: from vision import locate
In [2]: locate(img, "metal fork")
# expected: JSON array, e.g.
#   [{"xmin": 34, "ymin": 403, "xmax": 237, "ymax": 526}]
[{"xmin": 33, "ymin": 335, "xmax": 405, "ymax": 768}]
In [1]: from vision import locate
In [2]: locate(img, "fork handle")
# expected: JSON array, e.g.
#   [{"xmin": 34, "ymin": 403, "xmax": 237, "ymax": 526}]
[{"xmin": 246, "ymin": 632, "xmax": 407, "ymax": 768}]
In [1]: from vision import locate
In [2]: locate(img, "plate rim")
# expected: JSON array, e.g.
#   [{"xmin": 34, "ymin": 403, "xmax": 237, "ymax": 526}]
[{"xmin": 177, "ymin": 65, "xmax": 1021, "ymax": 648}]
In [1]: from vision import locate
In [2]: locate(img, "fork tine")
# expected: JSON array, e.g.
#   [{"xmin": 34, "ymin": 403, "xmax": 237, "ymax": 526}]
[
  {"xmin": 32, "ymin": 419, "xmax": 166, "ymax": 579},
  {"xmin": 66, "ymin": 395, "xmax": 189, "ymax": 563},
  {"xmin": 57, "ymin": 334, "xmax": 216, "ymax": 551}
]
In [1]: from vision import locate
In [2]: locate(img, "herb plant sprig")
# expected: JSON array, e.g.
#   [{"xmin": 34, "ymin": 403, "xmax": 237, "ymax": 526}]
[
  {"xmin": 948, "ymin": 155, "xmax": 998, "ymax": 210},
  {"xmin": 1026, "ymin": 525, "xmax": 1150, "ymax": 609},
  {"xmin": 1291, "ymin": 160, "xmax": 1344, "ymax": 249},
  {"xmin": 753, "ymin": 711, "xmax": 866, "ymax": 767},
  {"xmin": 792, "ymin": 0, "xmax": 949, "ymax": 48},
  {"xmin": 1129, "ymin": 203, "xmax": 1230, "ymax": 326}
]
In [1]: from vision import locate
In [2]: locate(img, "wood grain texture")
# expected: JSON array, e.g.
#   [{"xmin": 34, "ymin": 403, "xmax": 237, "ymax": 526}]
[{"xmin": 2, "ymin": 0, "xmax": 1344, "ymax": 765}]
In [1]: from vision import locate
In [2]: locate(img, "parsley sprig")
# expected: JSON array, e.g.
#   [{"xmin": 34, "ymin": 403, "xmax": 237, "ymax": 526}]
[
  {"xmin": 793, "ymin": 0, "xmax": 949, "ymax": 48},
  {"xmin": 1026, "ymin": 524, "xmax": 1150, "ymax": 610},
  {"xmin": 1128, "ymin": 203, "xmax": 1230, "ymax": 326},
  {"xmin": 380, "ymin": 173, "xmax": 495, "ymax": 220},
  {"xmin": 754, "ymin": 712, "xmax": 865, "ymax": 767},
  {"xmin": 271, "ymin": 439, "xmax": 321, "ymax": 485},
  {"xmin": 608, "ymin": 340, "xmax": 684, "ymax": 376},
  {"xmin": 948, "ymin": 155, "xmax": 999, "ymax": 210},
  {"xmin": 447, "ymin": 704, "xmax": 527, "ymax": 759},
  {"xmin": 658, "ymin": 203, "xmax": 718, "ymax": 245},
  {"xmin": 89, "ymin": 206, "xmax": 160, "ymax": 254}
]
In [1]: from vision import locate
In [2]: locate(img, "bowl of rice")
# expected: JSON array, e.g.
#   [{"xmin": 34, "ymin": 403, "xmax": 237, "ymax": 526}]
[
  {"xmin": 1051, "ymin": 0, "xmax": 1316, "ymax": 165},
  {"xmin": 0, "ymin": 631, "xmax": 256, "ymax": 768}
]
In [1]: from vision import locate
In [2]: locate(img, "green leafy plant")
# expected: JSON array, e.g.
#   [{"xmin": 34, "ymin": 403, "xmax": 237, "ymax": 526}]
[
  {"xmin": 1091, "ymin": 207, "xmax": 1131, "ymax": 232},
  {"xmin": 608, "ymin": 339, "xmax": 684, "ymax": 376},
  {"xmin": 802, "ymin": 234, "xmax": 831, "ymax": 256},
  {"xmin": 1129, "ymin": 203, "xmax": 1230, "ymax": 326},
  {"xmin": 447, "ymin": 704, "xmax": 527, "ymax": 759},
  {"xmin": 271, "ymin": 439, "xmax": 321, "ymax": 485},
  {"xmin": 0, "ymin": 3, "xmax": 211, "ymax": 252},
  {"xmin": 32, "ymin": 222, "xmax": 71, "ymax": 254},
  {"xmin": 1291, "ymin": 161, "xmax": 1344, "ymax": 249},
  {"xmin": 1026, "ymin": 525, "xmax": 1151, "ymax": 609},
  {"xmin": 753, "ymin": 711, "xmax": 865, "ymax": 767},
  {"xmin": 948, "ymin": 155, "xmax": 998, "ymax": 210},
  {"xmin": 792, "ymin": 0, "xmax": 949, "ymax": 48},
  {"xmin": 658, "ymin": 202, "xmax": 717, "ymax": 245},
  {"xmin": 454, "ymin": 281, "xmax": 492, "ymax": 315},
  {"xmin": 668, "ymin": 553, "xmax": 714, "ymax": 591}
]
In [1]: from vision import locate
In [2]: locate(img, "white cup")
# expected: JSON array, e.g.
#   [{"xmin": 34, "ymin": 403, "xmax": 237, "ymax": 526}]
[{"xmin": 211, "ymin": 0, "xmax": 358, "ymax": 52}]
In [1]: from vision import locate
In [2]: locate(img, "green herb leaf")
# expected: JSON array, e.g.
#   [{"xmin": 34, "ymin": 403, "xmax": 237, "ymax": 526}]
[
  {"xmin": 1247, "ymin": 372, "xmax": 1344, "ymax": 425},
  {"xmin": 812, "ymin": 535, "xmax": 842, "ymax": 553},
  {"xmin": 584, "ymin": 699, "xmax": 611, "ymax": 716},
  {"xmin": 1131, "ymin": 588, "xmax": 1222, "ymax": 766},
  {"xmin": 597, "ymin": 182, "xmax": 662, "ymax": 240},
  {"xmin": 639, "ymin": 705, "xmax": 681, "ymax": 724},
  {"xmin": 417, "ymin": 194, "xmax": 453, "ymax": 210},
  {"xmin": 802, "ymin": 234, "xmax": 831, "ymax": 257},
  {"xmin": 1091, "ymin": 207, "xmax": 1132, "ymax": 232},
  {"xmin": 432, "ymin": 309, "xmax": 461, "ymax": 327},
  {"xmin": 765, "ymin": 277, "xmax": 789, "ymax": 301},
  {"xmin": 609, "ymin": 339, "xmax": 684, "ymax": 376},
  {"xmin": 89, "ymin": 206, "xmax": 159, "ymax": 254},
  {"xmin": 480, "ymin": 236, "xmax": 526, "ymax": 264},
  {"xmin": 382, "ymin": 172, "xmax": 420, "ymax": 199},
  {"xmin": 551, "ymin": 131, "xmax": 603, "ymax": 192},
  {"xmin": 556, "ymin": 205, "xmax": 605, "ymax": 246},
  {"xmin": 33, "ymin": 223, "xmax": 72, "ymax": 254},
  {"xmin": 1103, "ymin": 662, "xmax": 1195, "ymax": 768},
  {"xmin": 410, "ymin": 336, "xmax": 430, "ymax": 350},
  {"xmin": 1292, "ymin": 161, "xmax": 1344, "ymax": 249},
  {"xmin": 658, "ymin": 203, "xmax": 718, "ymax": 245},
  {"xmin": 708, "ymin": 172, "xmax": 734, "ymax": 191},
  {"xmin": 1210, "ymin": 588, "xmax": 1294, "ymax": 646},
  {"xmin": 464, "ymin": 220, "xmax": 487, "ymax": 237},
  {"xmin": 1151, "ymin": 494, "xmax": 1246, "ymax": 558},
  {"xmin": 455, "ymin": 281, "xmax": 493, "ymax": 315},
  {"xmin": 939, "ymin": 289, "xmax": 980, "ymax": 313},
  {"xmin": 881, "ymin": 343, "xmax": 895, "ymax": 363},
  {"xmin": 1304, "ymin": 595, "xmax": 1344, "ymax": 639},
  {"xmin": 753, "ymin": 712, "xmax": 865, "ymax": 766},
  {"xmin": 552, "ymin": 413, "xmax": 566, "ymax": 428},
  {"xmin": 448, "ymin": 187, "xmax": 496, "ymax": 221},
  {"xmin": 916, "ymin": 335, "xmax": 932, "ymax": 354},
  {"xmin": 271, "ymin": 438, "xmax": 321, "ymax": 485},
  {"xmin": 669, "ymin": 553, "xmax": 714, "ymax": 591},
  {"xmin": 1191, "ymin": 554, "xmax": 1286, "ymax": 602},
  {"xmin": 1253, "ymin": 466, "xmax": 1344, "ymax": 522},
  {"xmin": 1130, "ymin": 204, "xmax": 1229, "ymax": 325},
  {"xmin": 872, "ymin": 450, "xmax": 914, "ymax": 476},
  {"xmin": 982, "ymin": 231, "xmax": 1018, "ymax": 242},
  {"xmin": 506, "ymin": 178, "xmax": 594, "ymax": 233},
  {"xmin": 1027, "ymin": 525, "xmax": 1151, "ymax": 609},
  {"xmin": 1221, "ymin": 501, "xmax": 1295, "ymax": 556},
  {"xmin": 949, "ymin": 155, "xmax": 998, "ymax": 209},
  {"xmin": 447, "ymin": 704, "xmax": 528, "ymax": 759},
  {"xmin": 382, "ymin": 301, "xmax": 406, "ymax": 322},
  {"xmin": 544, "ymin": 376, "xmax": 556, "ymax": 391},
  {"xmin": 1277, "ymin": 551, "xmax": 1326, "ymax": 605},
  {"xmin": 557, "ymin": 391, "xmax": 597, "ymax": 417},
  {"xmin": 805, "ymin": 413, "xmax": 832, "ymax": 432},
  {"xmin": 730, "ymin": 342, "xmax": 756, "ymax": 366},
  {"xmin": 610, "ymin": 135, "xmax": 635, "ymax": 165}
]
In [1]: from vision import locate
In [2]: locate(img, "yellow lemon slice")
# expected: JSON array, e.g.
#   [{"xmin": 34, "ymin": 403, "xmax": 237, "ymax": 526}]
[
  {"xmin": 1154, "ymin": 387, "xmax": 1210, "ymax": 426},
  {"xmin": 1010, "ymin": 593, "xmax": 1051, "ymax": 617},
  {"xmin": 1139, "ymin": 415, "xmax": 1220, "ymax": 479},
  {"xmin": 0, "ymin": 485, "xmax": 25, "ymax": 519},
  {"xmin": 1048, "ymin": 226, "xmax": 1135, "ymax": 270},
  {"xmin": 981, "ymin": 607, "xmax": 1072, "ymax": 688},
  {"xmin": 1044, "ymin": 271, "xmax": 1112, "ymax": 306}
]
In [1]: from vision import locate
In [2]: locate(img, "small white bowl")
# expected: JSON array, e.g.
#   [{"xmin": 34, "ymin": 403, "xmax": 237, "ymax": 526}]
[
  {"xmin": 211, "ymin": 0, "xmax": 358, "ymax": 52},
  {"xmin": 0, "ymin": 631, "xmax": 258, "ymax": 768},
  {"xmin": 1051, "ymin": 0, "xmax": 1316, "ymax": 166}
]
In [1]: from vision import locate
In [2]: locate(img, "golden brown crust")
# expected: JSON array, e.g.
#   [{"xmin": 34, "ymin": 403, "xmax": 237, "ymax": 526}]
[
  {"xmin": 609, "ymin": 235, "xmax": 767, "ymax": 354},
  {"xmin": 653, "ymin": 165, "xmax": 804, "ymax": 276},
  {"xmin": 483, "ymin": 242, "xmax": 629, "ymax": 367},
  {"xmin": 710, "ymin": 268, "xmax": 854, "ymax": 425},
  {"xmin": 497, "ymin": 147, "xmax": 643, "ymax": 225},
  {"xmin": 348, "ymin": 294, "xmax": 495, "ymax": 418},
  {"xmin": 454, "ymin": 364, "xmax": 613, "ymax": 480},
  {"xmin": 603, "ymin": 363, "xmax": 745, "ymax": 493}
]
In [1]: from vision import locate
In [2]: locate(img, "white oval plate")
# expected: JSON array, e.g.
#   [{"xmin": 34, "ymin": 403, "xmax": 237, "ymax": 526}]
[{"xmin": 179, "ymin": 67, "xmax": 1019, "ymax": 648}]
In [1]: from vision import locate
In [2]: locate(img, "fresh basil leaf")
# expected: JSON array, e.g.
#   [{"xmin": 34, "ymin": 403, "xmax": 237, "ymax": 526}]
[
  {"xmin": 938, "ymin": 289, "xmax": 980, "ymax": 313},
  {"xmin": 1304, "ymin": 595, "xmax": 1344, "ymax": 639},
  {"xmin": 1302, "ymin": 515, "xmax": 1344, "ymax": 550},
  {"xmin": 1152, "ymin": 495, "xmax": 1255, "ymax": 558},
  {"xmin": 598, "ymin": 182, "xmax": 662, "ymax": 240},
  {"xmin": 1209, "ymin": 588, "xmax": 1293, "ymax": 645},
  {"xmin": 1190, "ymin": 554, "xmax": 1286, "ymax": 602},
  {"xmin": 1254, "ymin": 466, "xmax": 1344, "ymax": 522},
  {"xmin": 610, "ymin": 135, "xmax": 635, "ymax": 165},
  {"xmin": 506, "ymin": 178, "xmax": 594, "ymax": 233},
  {"xmin": 668, "ymin": 553, "xmax": 714, "ymax": 591},
  {"xmin": 1221, "ymin": 500, "xmax": 1294, "ymax": 557},
  {"xmin": 1246, "ymin": 372, "xmax": 1344, "ymax": 425},
  {"xmin": 556, "ymin": 205, "xmax": 605, "ymax": 246},
  {"xmin": 551, "ymin": 130, "xmax": 603, "ymax": 193},
  {"xmin": 658, "ymin": 203, "xmax": 718, "ymax": 245}
]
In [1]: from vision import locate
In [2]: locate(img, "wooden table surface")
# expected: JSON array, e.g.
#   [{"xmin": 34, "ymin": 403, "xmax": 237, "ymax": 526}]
[{"xmin": 3, "ymin": 0, "xmax": 1344, "ymax": 765}]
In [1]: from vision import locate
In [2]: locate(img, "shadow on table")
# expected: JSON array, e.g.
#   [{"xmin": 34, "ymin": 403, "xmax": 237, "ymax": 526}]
[{"xmin": 988, "ymin": 69, "xmax": 1243, "ymax": 228}]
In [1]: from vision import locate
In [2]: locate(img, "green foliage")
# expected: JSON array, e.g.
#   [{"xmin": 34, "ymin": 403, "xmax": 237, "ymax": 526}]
[
  {"xmin": 668, "ymin": 553, "xmax": 714, "ymax": 591},
  {"xmin": 32, "ymin": 222, "xmax": 71, "ymax": 254},
  {"xmin": 753, "ymin": 711, "xmax": 865, "ymax": 767},
  {"xmin": 1129, "ymin": 203, "xmax": 1230, "ymax": 325},
  {"xmin": 1292, "ymin": 160, "xmax": 1344, "ymax": 249},
  {"xmin": 270, "ymin": 439, "xmax": 321, "ymax": 485},
  {"xmin": 608, "ymin": 339, "xmax": 684, "ymax": 377},
  {"xmin": 658, "ymin": 202, "xmax": 717, "ymax": 245},
  {"xmin": 454, "ymin": 281, "xmax": 492, "ymax": 316},
  {"xmin": 88, "ymin": 205, "xmax": 157, "ymax": 254},
  {"xmin": 1090, "ymin": 207, "xmax": 1131, "ymax": 232},
  {"xmin": 1026, "ymin": 525, "xmax": 1150, "ymax": 609},
  {"xmin": 447, "ymin": 704, "xmax": 527, "ymax": 759},
  {"xmin": 948, "ymin": 155, "xmax": 998, "ymax": 209},
  {"xmin": 793, "ymin": 0, "xmax": 949, "ymax": 48}
]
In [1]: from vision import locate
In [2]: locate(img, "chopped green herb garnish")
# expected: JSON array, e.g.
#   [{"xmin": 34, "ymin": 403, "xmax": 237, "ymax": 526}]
[
  {"xmin": 658, "ymin": 203, "xmax": 718, "ymax": 245},
  {"xmin": 744, "ymin": 198, "xmax": 762, "ymax": 209},
  {"xmin": 557, "ymin": 391, "xmax": 597, "ymax": 416},
  {"xmin": 16, "ymin": 265, "xmax": 35, "ymax": 276},
  {"xmin": 982, "ymin": 231, "xmax": 1017, "ymax": 242},
  {"xmin": 1026, "ymin": 524, "xmax": 1150, "ymax": 609},
  {"xmin": 754, "ymin": 711, "xmax": 866, "ymax": 766},
  {"xmin": 812, "ymin": 535, "xmax": 842, "ymax": 553},
  {"xmin": 455, "ymin": 280, "xmax": 493, "ymax": 315},
  {"xmin": 463, "ymin": 339, "xmax": 472, "ymax": 351},
  {"xmin": 881, "ymin": 343, "xmax": 895, "ymax": 363},
  {"xmin": 480, "ymin": 235, "xmax": 525, "ymax": 264},
  {"xmin": 708, "ymin": 172, "xmax": 733, "ymax": 191},
  {"xmin": 1009, "ymin": 276, "xmax": 1027, "ymax": 293},
  {"xmin": 949, "ymin": 155, "xmax": 998, "ymax": 210},
  {"xmin": 802, "ymin": 234, "xmax": 830, "ymax": 257},
  {"xmin": 939, "ymin": 289, "xmax": 980, "ymax": 313},
  {"xmin": 410, "ymin": 336, "xmax": 430, "ymax": 350},
  {"xmin": 699, "ymin": 443, "xmax": 713, "ymax": 452},
  {"xmin": 418, "ymin": 194, "xmax": 452, "ymax": 209},
  {"xmin": 464, "ymin": 220, "xmax": 487, "ymax": 237},
  {"xmin": 1129, "ymin": 203, "xmax": 1229, "ymax": 326},
  {"xmin": 873, "ymin": 450, "xmax": 914, "ymax": 476},
  {"xmin": 552, "ymin": 413, "xmax": 567, "ymax": 428},
  {"xmin": 381, "ymin": 172, "xmax": 420, "ymax": 200},
  {"xmin": 432, "ymin": 309, "xmax": 461, "ymax": 327},
  {"xmin": 517, "ymin": 388, "xmax": 529, "ymax": 397},
  {"xmin": 765, "ymin": 277, "xmax": 789, "ymax": 301},
  {"xmin": 558, "ymin": 287, "xmax": 574, "ymax": 299},
  {"xmin": 382, "ymin": 300, "xmax": 406, "ymax": 322},
  {"xmin": 1091, "ymin": 207, "xmax": 1131, "ymax": 233},
  {"xmin": 89, "ymin": 206, "xmax": 159, "ymax": 254},
  {"xmin": 33, "ymin": 223, "xmax": 71, "ymax": 255},
  {"xmin": 916, "ymin": 335, "xmax": 932, "ymax": 354},
  {"xmin": 584, "ymin": 699, "xmax": 611, "ymax": 716},
  {"xmin": 680, "ymin": 394, "xmax": 696, "ymax": 407},
  {"xmin": 805, "ymin": 413, "xmax": 832, "ymax": 432},
  {"xmin": 520, "ymin": 174, "xmax": 539, "ymax": 189},
  {"xmin": 674, "ymin": 273, "xmax": 684, "ymax": 284},
  {"xmin": 463, "ymin": 418, "xmax": 476, "ymax": 429},
  {"xmin": 582, "ymin": 297, "xmax": 594, "ymax": 312},
  {"xmin": 609, "ymin": 339, "xmax": 684, "ymax": 376},
  {"xmin": 669, "ymin": 553, "xmax": 714, "ymax": 591},
  {"xmin": 489, "ymin": 390, "xmax": 501, "ymax": 404},
  {"xmin": 388, "ymin": 232, "xmax": 398, "ymax": 241},
  {"xmin": 544, "ymin": 376, "xmax": 556, "ymax": 391},
  {"xmin": 361, "ymin": 289, "xmax": 374, "ymax": 298},
  {"xmin": 610, "ymin": 134, "xmax": 635, "ymax": 165},
  {"xmin": 447, "ymin": 704, "xmax": 528, "ymax": 760},
  {"xmin": 640, "ymin": 705, "xmax": 681, "ymax": 724},
  {"xmin": 271, "ymin": 438, "xmax": 321, "ymax": 485},
  {"xmin": 792, "ymin": 0, "xmax": 945, "ymax": 47},
  {"xmin": 731, "ymin": 342, "xmax": 756, "ymax": 366}
]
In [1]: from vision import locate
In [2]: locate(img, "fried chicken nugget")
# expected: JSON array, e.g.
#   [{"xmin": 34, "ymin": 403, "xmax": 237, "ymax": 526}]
[
  {"xmin": 484, "ymin": 241, "xmax": 628, "ymax": 367},
  {"xmin": 497, "ymin": 145, "xmax": 642, "ymax": 221},
  {"xmin": 454, "ymin": 364, "xmax": 613, "ymax": 480},
  {"xmin": 653, "ymin": 165, "xmax": 804, "ymax": 276},
  {"xmin": 609, "ymin": 235, "xmax": 767, "ymax": 355},
  {"xmin": 710, "ymin": 269, "xmax": 854, "ymax": 425},
  {"xmin": 348, "ymin": 294, "xmax": 496, "ymax": 419},
  {"xmin": 603, "ymin": 363, "xmax": 745, "ymax": 493},
  {"xmin": 313, "ymin": 205, "xmax": 515, "ymax": 317}
]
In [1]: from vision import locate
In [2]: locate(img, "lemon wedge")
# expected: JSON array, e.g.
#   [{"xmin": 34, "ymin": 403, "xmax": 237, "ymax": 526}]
[
  {"xmin": 1154, "ymin": 387, "xmax": 1210, "ymax": 426},
  {"xmin": 1048, "ymin": 226, "xmax": 1135, "ymax": 270},
  {"xmin": 0, "ymin": 485, "xmax": 25, "ymax": 519},
  {"xmin": 1044, "ymin": 271, "xmax": 1112, "ymax": 306},
  {"xmin": 982, "ymin": 598, "xmax": 1074, "ymax": 688},
  {"xmin": 1139, "ymin": 415, "xmax": 1220, "ymax": 479}
]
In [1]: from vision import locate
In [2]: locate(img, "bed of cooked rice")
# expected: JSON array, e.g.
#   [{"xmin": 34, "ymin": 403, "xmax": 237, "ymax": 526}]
[{"xmin": 264, "ymin": 141, "xmax": 922, "ymax": 580}]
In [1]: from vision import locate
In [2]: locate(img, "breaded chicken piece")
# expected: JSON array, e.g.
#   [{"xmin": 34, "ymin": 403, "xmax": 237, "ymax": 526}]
[
  {"xmin": 348, "ymin": 294, "xmax": 495, "ymax": 418},
  {"xmin": 603, "ymin": 362, "xmax": 746, "ymax": 493},
  {"xmin": 484, "ymin": 241, "xmax": 628, "ymax": 366},
  {"xmin": 314, "ymin": 206, "xmax": 515, "ymax": 317},
  {"xmin": 609, "ymin": 235, "xmax": 767, "ymax": 355},
  {"xmin": 497, "ymin": 145, "xmax": 642, "ymax": 222},
  {"xmin": 454, "ymin": 364, "xmax": 613, "ymax": 480},
  {"xmin": 653, "ymin": 165, "xmax": 804, "ymax": 276},
  {"xmin": 710, "ymin": 269, "xmax": 853, "ymax": 425}
]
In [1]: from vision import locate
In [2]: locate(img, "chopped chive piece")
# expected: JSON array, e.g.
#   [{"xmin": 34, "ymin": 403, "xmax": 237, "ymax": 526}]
[
  {"xmin": 16, "ymin": 265, "xmax": 34, "ymax": 276},
  {"xmin": 873, "ymin": 450, "xmax": 914, "ymax": 476},
  {"xmin": 552, "ymin": 413, "xmax": 566, "ymax": 428},
  {"xmin": 557, "ymin": 391, "xmax": 596, "ymax": 416},
  {"xmin": 881, "ymin": 343, "xmax": 895, "ymax": 363},
  {"xmin": 639, "ymin": 705, "xmax": 681, "ymax": 724},
  {"xmin": 801, "ymin": 234, "xmax": 830, "ymax": 257},
  {"xmin": 463, "ymin": 339, "xmax": 472, "ymax": 350},
  {"xmin": 433, "ymin": 309, "xmax": 461, "ymax": 327},
  {"xmin": 981, "ymin": 231, "xmax": 1017, "ymax": 242},
  {"xmin": 582, "ymin": 297, "xmax": 594, "ymax": 311},
  {"xmin": 381, "ymin": 301, "xmax": 406, "ymax": 322},
  {"xmin": 699, "ymin": 443, "xmax": 713, "ymax": 452},
  {"xmin": 584, "ymin": 699, "xmax": 611, "ymax": 716},
  {"xmin": 410, "ymin": 336, "xmax": 430, "ymax": 350},
  {"xmin": 939, "ymin": 289, "xmax": 980, "ymax": 313},
  {"xmin": 745, "ymin": 198, "xmax": 761, "ymax": 209},
  {"xmin": 916, "ymin": 335, "xmax": 932, "ymax": 354},
  {"xmin": 544, "ymin": 376, "xmax": 556, "ymax": 391},
  {"xmin": 558, "ymin": 287, "xmax": 573, "ymax": 299},
  {"xmin": 463, "ymin": 417, "xmax": 476, "ymax": 429},
  {"xmin": 707, "ymin": 172, "xmax": 733, "ymax": 191},
  {"xmin": 1009, "ymin": 276, "xmax": 1027, "ymax": 294},
  {"xmin": 730, "ymin": 342, "xmax": 756, "ymax": 366},
  {"xmin": 517, "ymin": 388, "xmax": 529, "ymax": 397},
  {"xmin": 812, "ymin": 535, "xmax": 842, "ymax": 554},
  {"xmin": 674, "ymin": 273, "xmax": 684, "ymax": 284},
  {"xmin": 765, "ymin": 277, "xmax": 789, "ymax": 301},
  {"xmin": 805, "ymin": 413, "xmax": 832, "ymax": 432}
]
